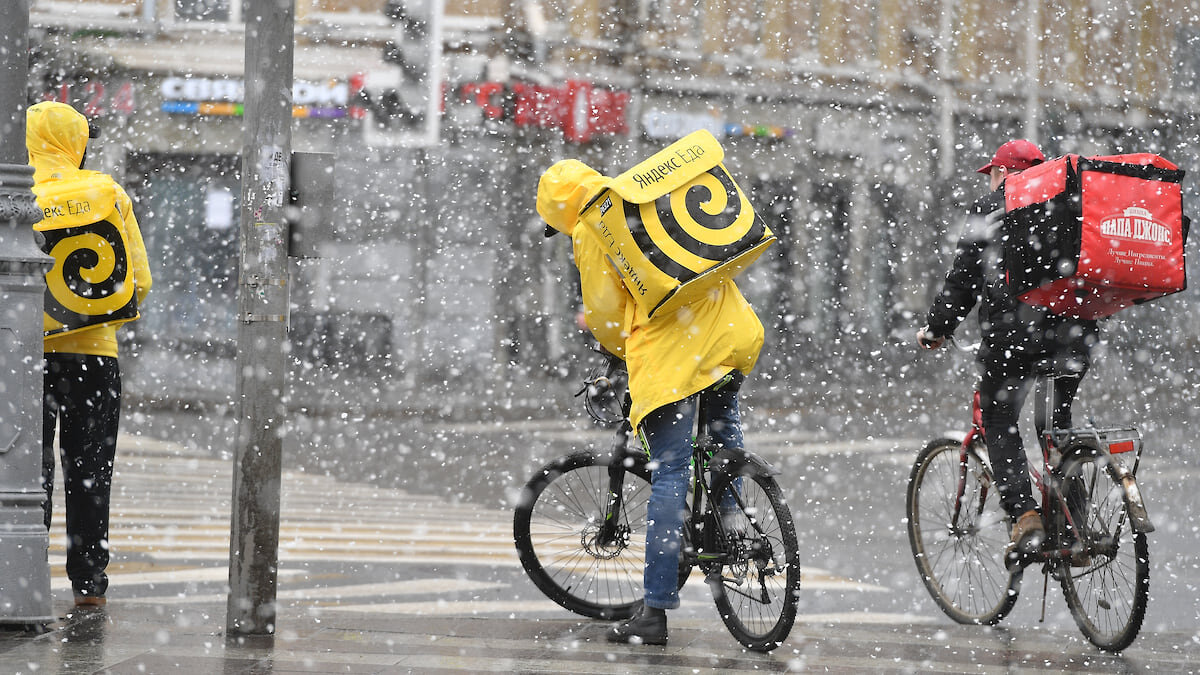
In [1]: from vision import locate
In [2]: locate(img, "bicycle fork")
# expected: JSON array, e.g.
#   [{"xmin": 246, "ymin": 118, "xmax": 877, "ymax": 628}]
[
  {"xmin": 950, "ymin": 428, "xmax": 988, "ymax": 533},
  {"xmin": 597, "ymin": 428, "xmax": 635, "ymax": 547}
]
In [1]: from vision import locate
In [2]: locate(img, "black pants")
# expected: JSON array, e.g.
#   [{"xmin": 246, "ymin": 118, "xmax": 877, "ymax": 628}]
[
  {"xmin": 978, "ymin": 352, "xmax": 1085, "ymax": 519},
  {"xmin": 42, "ymin": 353, "xmax": 121, "ymax": 598}
]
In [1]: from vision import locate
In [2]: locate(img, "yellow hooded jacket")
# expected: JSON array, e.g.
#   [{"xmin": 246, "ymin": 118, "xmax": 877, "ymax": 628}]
[
  {"xmin": 537, "ymin": 159, "xmax": 763, "ymax": 431},
  {"xmin": 27, "ymin": 101, "xmax": 151, "ymax": 358}
]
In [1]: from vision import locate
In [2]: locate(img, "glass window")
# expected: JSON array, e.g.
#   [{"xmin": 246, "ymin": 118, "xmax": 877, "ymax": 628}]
[
  {"xmin": 127, "ymin": 153, "xmax": 241, "ymax": 346},
  {"xmin": 175, "ymin": 0, "xmax": 232, "ymax": 21}
]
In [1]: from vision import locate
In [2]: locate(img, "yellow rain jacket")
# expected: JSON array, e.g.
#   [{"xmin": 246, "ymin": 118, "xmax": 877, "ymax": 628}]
[
  {"xmin": 27, "ymin": 101, "xmax": 151, "ymax": 358},
  {"xmin": 537, "ymin": 159, "xmax": 763, "ymax": 430}
]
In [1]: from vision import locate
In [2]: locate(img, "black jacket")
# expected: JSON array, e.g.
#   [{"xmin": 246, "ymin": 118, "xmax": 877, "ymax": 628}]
[{"xmin": 926, "ymin": 187, "xmax": 1098, "ymax": 365}]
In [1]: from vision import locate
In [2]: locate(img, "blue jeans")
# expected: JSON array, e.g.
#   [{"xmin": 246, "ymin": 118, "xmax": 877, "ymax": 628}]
[{"xmin": 637, "ymin": 372, "xmax": 744, "ymax": 610}]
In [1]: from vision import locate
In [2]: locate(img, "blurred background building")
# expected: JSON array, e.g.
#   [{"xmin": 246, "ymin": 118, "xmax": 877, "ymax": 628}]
[{"xmin": 25, "ymin": 0, "xmax": 1200, "ymax": 421}]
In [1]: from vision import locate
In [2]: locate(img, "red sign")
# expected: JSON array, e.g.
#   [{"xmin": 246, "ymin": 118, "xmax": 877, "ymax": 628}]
[
  {"xmin": 458, "ymin": 79, "xmax": 629, "ymax": 143},
  {"xmin": 41, "ymin": 81, "xmax": 136, "ymax": 118}
]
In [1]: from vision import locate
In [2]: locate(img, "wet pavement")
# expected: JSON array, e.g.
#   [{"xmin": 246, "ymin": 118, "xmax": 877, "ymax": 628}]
[
  {"xmin": 4, "ymin": 428, "xmax": 1199, "ymax": 673},
  {"xmin": 4, "ymin": 599, "xmax": 1200, "ymax": 673}
]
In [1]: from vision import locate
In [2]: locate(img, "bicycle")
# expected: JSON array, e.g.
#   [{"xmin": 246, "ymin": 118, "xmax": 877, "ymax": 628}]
[
  {"xmin": 513, "ymin": 351, "xmax": 801, "ymax": 652},
  {"xmin": 906, "ymin": 338, "xmax": 1154, "ymax": 652}
]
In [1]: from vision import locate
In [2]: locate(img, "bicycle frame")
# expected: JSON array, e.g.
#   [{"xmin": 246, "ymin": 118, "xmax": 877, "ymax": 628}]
[
  {"xmin": 593, "ymin": 417, "xmax": 780, "ymax": 566},
  {"xmin": 589, "ymin": 372, "xmax": 782, "ymax": 574},
  {"xmin": 1031, "ymin": 370, "xmax": 1155, "ymax": 539},
  {"xmin": 947, "ymin": 370, "xmax": 1155, "ymax": 570}
]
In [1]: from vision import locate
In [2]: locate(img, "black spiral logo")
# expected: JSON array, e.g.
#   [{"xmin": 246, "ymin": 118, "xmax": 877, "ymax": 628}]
[
  {"xmin": 625, "ymin": 165, "xmax": 764, "ymax": 282},
  {"xmin": 39, "ymin": 219, "xmax": 136, "ymax": 332}
]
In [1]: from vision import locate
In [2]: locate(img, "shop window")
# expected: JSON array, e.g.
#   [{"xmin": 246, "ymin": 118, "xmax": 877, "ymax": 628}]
[
  {"xmin": 868, "ymin": 182, "xmax": 901, "ymax": 336},
  {"xmin": 175, "ymin": 0, "xmax": 233, "ymax": 22},
  {"xmin": 127, "ymin": 153, "xmax": 241, "ymax": 347},
  {"xmin": 1174, "ymin": 26, "xmax": 1200, "ymax": 92},
  {"xmin": 645, "ymin": 0, "xmax": 703, "ymax": 51},
  {"xmin": 749, "ymin": 177, "xmax": 798, "ymax": 345},
  {"xmin": 810, "ymin": 181, "xmax": 851, "ymax": 334}
]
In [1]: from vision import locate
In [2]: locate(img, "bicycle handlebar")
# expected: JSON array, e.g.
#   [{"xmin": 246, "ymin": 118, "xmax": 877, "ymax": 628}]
[
  {"xmin": 587, "ymin": 376, "xmax": 613, "ymax": 398},
  {"xmin": 576, "ymin": 347, "xmax": 627, "ymax": 426},
  {"xmin": 917, "ymin": 325, "xmax": 979, "ymax": 354}
]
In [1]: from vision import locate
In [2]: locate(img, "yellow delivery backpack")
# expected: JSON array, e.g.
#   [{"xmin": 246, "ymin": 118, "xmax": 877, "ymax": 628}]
[
  {"xmin": 578, "ymin": 129, "xmax": 775, "ymax": 318},
  {"xmin": 32, "ymin": 177, "xmax": 140, "ymax": 337}
]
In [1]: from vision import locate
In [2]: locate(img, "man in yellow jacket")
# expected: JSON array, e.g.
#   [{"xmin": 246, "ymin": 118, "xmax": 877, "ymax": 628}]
[
  {"xmin": 27, "ymin": 101, "xmax": 152, "ymax": 607},
  {"xmin": 537, "ymin": 159, "xmax": 763, "ymax": 645}
]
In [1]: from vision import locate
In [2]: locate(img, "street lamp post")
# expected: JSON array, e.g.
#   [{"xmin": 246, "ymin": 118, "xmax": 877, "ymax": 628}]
[
  {"xmin": 226, "ymin": 0, "xmax": 295, "ymax": 637},
  {"xmin": 0, "ymin": 0, "xmax": 55, "ymax": 627}
]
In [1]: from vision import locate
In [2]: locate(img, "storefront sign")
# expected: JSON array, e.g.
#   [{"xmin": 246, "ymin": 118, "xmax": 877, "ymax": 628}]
[
  {"xmin": 457, "ymin": 79, "xmax": 629, "ymax": 143},
  {"xmin": 815, "ymin": 114, "xmax": 909, "ymax": 162},
  {"xmin": 41, "ymin": 81, "xmax": 136, "ymax": 118},
  {"xmin": 642, "ymin": 108, "xmax": 793, "ymax": 141},
  {"xmin": 160, "ymin": 76, "xmax": 364, "ymax": 119},
  {"xmin": 642, "ymin": 109, "xmax": 724, "ymax": 140},
  {"xmin": 724, "ymin": 123, "xmax": 794, "ymax": 139}
]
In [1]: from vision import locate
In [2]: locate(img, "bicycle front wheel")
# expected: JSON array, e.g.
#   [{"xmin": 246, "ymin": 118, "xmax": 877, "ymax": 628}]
[
  {"xmin": 907, "ymin": 438, "xmax": 1021, "ymax": 625},
  {"xmin": 1057, "ymin": 445, "xmax": 1150, "ymax": 652},
  {"xmin": 707, "ymin": 472, "xmax": 800, "ymax": 652},
  {"xmin": 513, "ymin": 451, "xmax": 651, "ymax": 620}
]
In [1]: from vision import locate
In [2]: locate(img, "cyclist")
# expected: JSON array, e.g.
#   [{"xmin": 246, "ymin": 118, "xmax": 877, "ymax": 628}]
[
  {"xmin": 916, "ymin": 139, "xmax": 1099, "ymax": 566},
  {"xmin": 536, "ymin": 159, "xmax": 764, "ymax": 645}
]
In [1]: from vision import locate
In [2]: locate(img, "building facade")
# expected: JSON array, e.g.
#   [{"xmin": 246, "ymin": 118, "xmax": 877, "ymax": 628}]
[{"xmin": 27, "ymin": 0, "xmax": 1200, "ymax": 411}]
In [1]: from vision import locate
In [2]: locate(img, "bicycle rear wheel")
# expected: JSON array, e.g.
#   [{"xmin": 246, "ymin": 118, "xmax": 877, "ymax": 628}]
[
  {"xmin": 1057, "ymin": 444, "xmax": 1149, "ymax": 652},
  {"xmin": 513, "ymin": 451, "xmax": 650, "ymax": 620},
  {"xmin": 906, "ymin": 438, "xmax": 1021, "ymax": 625},
  {"xmin": 707, "ymin": 471, "xmax": 800, "ymax": 652}
]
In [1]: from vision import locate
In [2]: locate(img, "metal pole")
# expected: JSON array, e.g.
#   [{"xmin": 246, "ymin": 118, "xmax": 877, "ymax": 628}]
[
  {"xmin": 226, "ymin": 0, "xmax": 294, "ymax": 637},
  {"xmin": 1023, "ymin": 0, "xmax": 1040, "ymax": 144},
  {"xmin": 405, "ymin": 147, "xmax": 430, "ymax": 388},
  {"xmin": 934, "ymin": 0, "xmax": 956, "ymax": 181},
  {"xmin": 0, "ymin": 0, "xmax": 55, "ymax": 627}
]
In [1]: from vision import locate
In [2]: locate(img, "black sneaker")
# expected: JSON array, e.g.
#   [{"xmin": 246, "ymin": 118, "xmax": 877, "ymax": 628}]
[{"xmin": 606, "ymin": 601, "xmax": 667, "ymax": 645}]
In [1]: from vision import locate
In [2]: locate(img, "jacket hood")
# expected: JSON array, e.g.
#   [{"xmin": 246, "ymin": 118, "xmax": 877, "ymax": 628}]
[
  {"xmin": 27, "ymin": 101, "xmax": 89, "ymax": 183},
  {"xmin": 536, "ymin": 159, "xmax": 608, "ymax": 237}
]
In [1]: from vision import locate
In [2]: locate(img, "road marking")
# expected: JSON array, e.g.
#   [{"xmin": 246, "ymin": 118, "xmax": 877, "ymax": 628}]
[
  {"xmin": 322, "ymin": 599, "xmax": 575, "ymax": 615},
  {"xmin": 119, "ymin": 578, "xmax": 509, "ymax": 605},
  {"xmin": 752, "ymin": 437, "xmax": 925, "ymax": 457},
  {"xmin": 44, "ymin": 433, "xmax": 892, "ymax": 617},
  {"xmin": 50, "ymin": 565, "xmax": 298, "ymax": 589}
]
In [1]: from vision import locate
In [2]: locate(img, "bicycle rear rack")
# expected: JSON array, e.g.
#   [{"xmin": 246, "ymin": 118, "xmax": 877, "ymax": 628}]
[{"xmin": 1048, "ymin": 425, "xmax": 1154, "ymax": 534}]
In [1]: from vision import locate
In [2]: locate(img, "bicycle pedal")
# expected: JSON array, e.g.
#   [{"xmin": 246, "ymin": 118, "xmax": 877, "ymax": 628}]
[{"xmin": 1004, "ymin": 546, "xmax": 1034, "ymax": 572}]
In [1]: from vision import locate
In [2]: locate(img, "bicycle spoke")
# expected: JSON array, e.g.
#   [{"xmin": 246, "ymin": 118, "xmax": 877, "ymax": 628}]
[
  {"xmin": 515, "ymin": 453, "xmax": 653, "ymax": 619},
  {"xmin": 709, "ymin": 472, "xmax": 800, "ymax": 651},
  {"xmin": 1058, "ymin": 447, "xmax": 1148, "ymax": 652},
  {"xmin": 908, "ymin": 439, "xmax": 1018, "ymax": 625}
]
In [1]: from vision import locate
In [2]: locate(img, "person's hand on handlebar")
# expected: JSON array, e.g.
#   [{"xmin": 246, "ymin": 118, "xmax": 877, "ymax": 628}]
[{"xmin": 916, "ymin": 325, "xmax": 946, "ymax": 350}]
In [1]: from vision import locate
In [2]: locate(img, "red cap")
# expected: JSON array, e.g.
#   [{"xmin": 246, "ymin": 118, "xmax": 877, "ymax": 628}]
[{"xmin": 977, "ymin": 139, "xmax": 1045, "ymax": 174}]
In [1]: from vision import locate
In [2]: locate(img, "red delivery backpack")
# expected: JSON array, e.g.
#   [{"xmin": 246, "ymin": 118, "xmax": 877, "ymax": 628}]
[{"xmin": 1003, "ymin": 153, "xmax": 1189, "ymax": 319}]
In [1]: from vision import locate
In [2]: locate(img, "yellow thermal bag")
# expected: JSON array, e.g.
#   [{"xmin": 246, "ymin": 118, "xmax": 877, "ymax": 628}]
[
  {"xmin": 578, "ymin": 129, "xmax": 775, "ymax": 317},
  {"xmin": 33, "ymin": 178, "xmax": 140, "ymax": 337}
]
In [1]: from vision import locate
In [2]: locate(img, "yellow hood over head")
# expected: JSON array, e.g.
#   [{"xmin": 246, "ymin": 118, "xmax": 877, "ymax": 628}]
[
  {"xmin": 536, "ymin": 159, "xmax": 608, "ymax": 237},
  {"xmin": 27, "ymin": 101, "xmax": 90, "ymax": 183}
]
